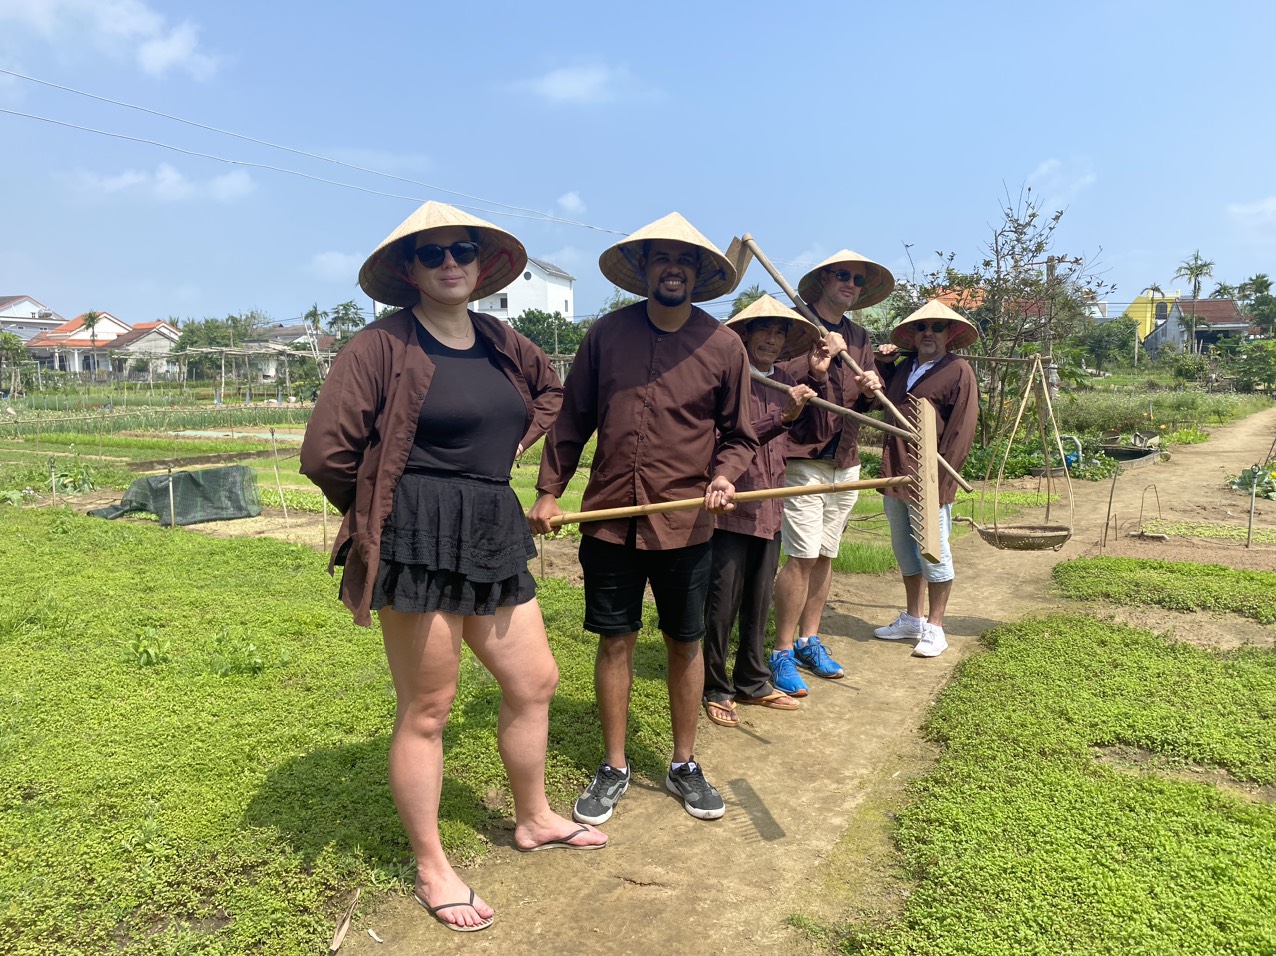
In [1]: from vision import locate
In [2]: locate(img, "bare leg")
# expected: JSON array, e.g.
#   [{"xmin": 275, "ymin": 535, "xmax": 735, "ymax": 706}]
[
  {"xmin": 595, "ymin": 633, "xmax": 637, "ymax": 770},
  {"xmin": 772, "ymin": 556, "xmax": 815, "ymax": 652},
  {"xmin": 925, "ymin": 579, "xmax": 953, "ymax": 627},
  {"xmin": 797, "ymin": 555, "xmax": 834, "ymax": 637},
  {"xmin": 664, "ymin": 635, "xmax": 704, "ymax": 764},
  {"xmin": 464, "ymin": 600, "xmax": 606, "ymax": 851},
  {"xmin": 902, "ymin": 573, "xmax": 926, "ymax": 619},
  {"xmin": 380, "ymin": 608, "xmax": 493, "ymax": 930}
]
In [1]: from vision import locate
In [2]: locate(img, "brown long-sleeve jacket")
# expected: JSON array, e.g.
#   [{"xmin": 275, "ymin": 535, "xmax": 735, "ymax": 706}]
[
  {"xmin": 875, "ymin": 352, "xmax": 979, "ymax": 504},
  {"xmin": 713, "ymin": 367, "xmax": 833, "ymax": 540},
  {"xmin": 300, "ymin": 308, "xmax": 562, "ymax": 626},
  {"xmin": 780, "ymin": 313, "xmax": 876, "ymax": 467},
  {"xmin": 536, "ymin": 302, "xmax": 758, "ymax": 549}
]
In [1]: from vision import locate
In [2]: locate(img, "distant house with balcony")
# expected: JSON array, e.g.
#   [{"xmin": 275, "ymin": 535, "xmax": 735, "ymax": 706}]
[
  {"xmin": 25, "ymin": 311, "xmax": 131, "ymax": 372},
  {"xmin": 469, "ymin": 257, "xmax": 575, "ymax": 323},
  {"xmin": 0, "ymin": 295, "xmax": 65, "ymax": 342}
]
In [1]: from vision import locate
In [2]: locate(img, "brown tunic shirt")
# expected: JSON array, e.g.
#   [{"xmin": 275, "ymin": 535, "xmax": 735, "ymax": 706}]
[
  {"xmin": 781, "ymin": 311, "xmax": 876, "ymax": 467},
  {"xmin": 537, "ymin": 302, "xmax": 759, "ymax": 549},
  {"xmin": 714, "ymin": 367, "xmax": 833, "ymax": 540},
  {"xmin": 300, "ymin": 308, "xmax": 563, "ymax": 626},
  {"xmin": 876, "ymin": 351, "xmax": 979, "ymax": 504}
]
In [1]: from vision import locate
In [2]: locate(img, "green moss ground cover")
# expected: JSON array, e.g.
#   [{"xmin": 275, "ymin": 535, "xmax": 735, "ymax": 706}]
[
  {"xmin": 836, "ymin": 614, "xmax": 1275, "ymax": 955},
  {"xmin": 0, "ymin": 508, "xmax": 676, "ymax": 955},
  {"xmin": 1054, "ymin": 557, "xmax": 1276, "ymax": 624}
]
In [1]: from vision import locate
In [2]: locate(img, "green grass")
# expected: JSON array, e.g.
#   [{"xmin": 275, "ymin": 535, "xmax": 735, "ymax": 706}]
[
  {"xmin": 832, "ymin": 614, "xmax": 1276, "ymax": 955},
  {"xmin": 1053, "ymin": 557, "xmax": 1276, "ymax": 625},
  {"xmin": 0, "ymin": 507, "xmax": 678, "ymax": 955},
  {"xmin": 1141, "ymin": 518, "xmax": 1276, "ymax": 545}
]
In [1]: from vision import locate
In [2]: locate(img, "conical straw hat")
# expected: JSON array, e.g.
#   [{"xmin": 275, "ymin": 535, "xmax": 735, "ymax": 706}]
[
  {"xmin": 724, "ymin": 294, "xmax": 823, "ymax": 361},
  {"xmin": 797, "ymin": 250, "xmax": 895, "ymax": 312},
  {"xmin": 598, "ymin": 212, "xmax": 736, "ymax": 303},
  {"xmin": 889, "ymin": 299, "xmax": 980, "ymax": 351},
  {"xmin": 358, "ymin": 201, "xmax": 527, "ymax": 307}
]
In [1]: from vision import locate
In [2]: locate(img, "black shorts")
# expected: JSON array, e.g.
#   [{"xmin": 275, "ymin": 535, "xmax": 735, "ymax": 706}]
[{"xmin": 579, "ymin": 536, "xmax": 712, "ymax": 642}]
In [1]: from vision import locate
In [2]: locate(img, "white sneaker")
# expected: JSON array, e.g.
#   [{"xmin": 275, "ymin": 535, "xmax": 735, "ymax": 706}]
[
  {"xmin": 874, "ymin": 612, "xmax": 925, "ymax": 641},
  {"xmin": 912, "ymin": 623, "xmax": 948, "ymax": 658}
]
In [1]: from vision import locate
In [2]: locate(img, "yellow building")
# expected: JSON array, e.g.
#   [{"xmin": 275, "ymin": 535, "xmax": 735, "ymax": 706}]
[{"xmin": 1123, "ymin": 291, "xmax": 1181, "ymax": 340}]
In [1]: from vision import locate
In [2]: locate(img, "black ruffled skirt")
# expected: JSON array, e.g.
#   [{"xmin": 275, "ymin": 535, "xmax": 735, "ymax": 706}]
[{"xmin": 370, "ymin": 471, "xmax": 537, "ymax": 617}]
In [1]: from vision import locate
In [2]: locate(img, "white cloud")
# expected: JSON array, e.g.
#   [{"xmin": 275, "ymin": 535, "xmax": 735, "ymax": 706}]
[
  {"xmin": 307, "ymin": 252, "xmax": 363, "ymax": 283},
  {"xmin": 542, "ymin": 245, "xmax": 587, "ymax": 271},
  {"xmin": 68, "ymin": 162, "xmax": 255, "ymax": 202},
  {"xmin": 0, "ymin": 0, "xmax": 221, "ymax": 79},
  {"xmin": 522, "ymin": 63, "xmax": 653, "ymax": 105},
  {"xmin": 1026, "ymin": 157, "xmax": 1097, "ymax": 210},
  {"xmin": 1227, "ymin": 196, "xmax": 1276, "ymax": 234},
  {"xmin": 556, "ymin": 191, "xmax": 586, "ymax": 216}
]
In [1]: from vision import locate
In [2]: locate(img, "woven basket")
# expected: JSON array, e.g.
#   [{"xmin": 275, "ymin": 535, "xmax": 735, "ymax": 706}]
[{"xmin": 972, "ymin": 524, "xmax": 1072, "ymax": 552}]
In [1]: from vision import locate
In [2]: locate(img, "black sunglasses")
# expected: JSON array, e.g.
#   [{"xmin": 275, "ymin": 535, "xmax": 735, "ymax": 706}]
[
  {"xmin": 828, "ymin": 269, "xmax": 866, "ymax": 287},
  {"xmin": 414, "ymin": 241, "xmax": 480, "ymax": 269},
  {"xmin": 913, "ymin": 321, "xmax": 950, "ymax": 333}
]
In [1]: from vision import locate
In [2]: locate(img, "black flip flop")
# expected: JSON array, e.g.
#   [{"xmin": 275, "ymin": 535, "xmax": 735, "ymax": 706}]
[
  {"xmin": 516, "ymin": 825, "xmax": 606, "ymax": 852},
  {"xmin": 413, "ymin": 888, "xmax": 493, "ymax": 932}
]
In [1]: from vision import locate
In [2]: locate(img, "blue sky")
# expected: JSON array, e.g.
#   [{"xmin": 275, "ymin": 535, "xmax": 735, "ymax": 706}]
[{"xmin": 2, "ymin": 0, "xmax": 1273, "ymax": 327}]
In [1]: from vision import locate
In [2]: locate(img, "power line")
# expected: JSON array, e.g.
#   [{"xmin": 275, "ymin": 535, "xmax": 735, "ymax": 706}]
[{"xmin": 0, "ymin": 67, "xmax": 621, "ymax": 235}]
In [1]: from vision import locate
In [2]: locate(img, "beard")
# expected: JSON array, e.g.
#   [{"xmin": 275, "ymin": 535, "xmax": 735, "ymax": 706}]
[{"xmin": 652, "ymin": 285, "xmax": 689, "ymax": 307}]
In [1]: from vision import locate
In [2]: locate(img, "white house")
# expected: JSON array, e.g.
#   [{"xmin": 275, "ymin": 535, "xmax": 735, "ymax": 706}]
[
  {"xmin": 26, "ymin": 311, "xmax": 133, "ymax": 372},
  {"xmin": 0, "ymin": 295, "xmax": 65, "ymax": 342},
  {"xmin": 470, "ymin": 257, "xmax": 575, "ymax": 323}
]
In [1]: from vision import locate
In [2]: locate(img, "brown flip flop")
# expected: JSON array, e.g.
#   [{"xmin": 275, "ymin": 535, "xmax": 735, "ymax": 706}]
[
  {"xmin": 703, "ymin": 699, "xmax": 740, "ymax": 727},
  {"xmin": 737, "ymin": 690, "xmax": 800, "ymax": 710}
]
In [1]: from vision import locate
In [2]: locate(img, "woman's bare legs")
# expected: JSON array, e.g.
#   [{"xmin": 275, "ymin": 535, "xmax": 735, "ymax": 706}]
[
  {"xmin": 381, "ymin": 607, "xmax": 493, "ymax": 930},
  {"xmin": 464, "ymin": 599, "xmax": 607, "ymax": 851}
]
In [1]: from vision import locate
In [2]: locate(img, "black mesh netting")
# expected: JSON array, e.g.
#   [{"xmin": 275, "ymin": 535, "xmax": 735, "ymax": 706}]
[{"xmin": 90, "ymin": 465, "xmax": 262, "ymax": 525}]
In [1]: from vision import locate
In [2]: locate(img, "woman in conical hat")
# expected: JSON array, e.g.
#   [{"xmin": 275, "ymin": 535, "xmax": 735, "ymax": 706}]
[{"xmin": 303, "ymin": 201, "xmax": 605, "ymax": 933}]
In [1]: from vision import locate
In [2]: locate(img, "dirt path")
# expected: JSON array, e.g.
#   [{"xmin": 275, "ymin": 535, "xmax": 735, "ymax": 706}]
[{"xmin": 171, "ymin": 406, "xmax": 1276, "ymax": 954}]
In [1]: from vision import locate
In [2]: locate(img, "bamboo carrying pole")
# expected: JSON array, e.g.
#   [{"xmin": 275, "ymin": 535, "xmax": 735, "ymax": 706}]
[
  {"xmin": 543, "ymin": 475, "xmax": 912, "ymax": 529},
  {"xmin": 736, "ymin": 234, "xmax": 974, "ymax": 494},
  {"xmin": 749, "ymin": 368, "xmax": 912, "ymax": 439}
]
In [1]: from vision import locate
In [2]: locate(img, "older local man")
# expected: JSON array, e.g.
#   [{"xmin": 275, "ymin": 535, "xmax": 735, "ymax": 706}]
[
  {"xmin": 529, "ymin": 213, "xmax": 758, "ymax": 823},
  {"xmin": 702, "ymin": 295, "xmax": 834, "ymax": 727},
  {"xmin": 872, "ymin": 300, "xmax": 979, "ymax": 658}
]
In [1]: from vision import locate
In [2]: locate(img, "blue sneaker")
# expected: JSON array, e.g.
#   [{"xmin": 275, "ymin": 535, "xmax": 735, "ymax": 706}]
[
  {"xmin": 768, "ymin": 649, "xmax": 809, "ymax": 697},
  {"xmin": 794, "ymin": 636, "xmax": 844, "ymax": 679}
]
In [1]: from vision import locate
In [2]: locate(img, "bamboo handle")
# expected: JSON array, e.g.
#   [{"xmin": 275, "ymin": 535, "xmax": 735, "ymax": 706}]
[
  {"xmin": 748, "ymin": 369, "xmax": 912, "ymax": 439},
  {"xmin": 542, "ymin": 475, "xmax": 913, "ymax": 529}
]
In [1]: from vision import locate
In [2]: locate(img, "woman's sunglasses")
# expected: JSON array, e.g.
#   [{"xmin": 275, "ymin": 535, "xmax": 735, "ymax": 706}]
[
  {"xmin": 414, "ymin": 241, "xmax": 480, "ymax": 269},
  {"xmin": 913, "ymin": 321, "xmax": 950, "ymax": 333},
  {"xmin": 827, "ymin": 269, "xmax": 866, "ymax": 287}
]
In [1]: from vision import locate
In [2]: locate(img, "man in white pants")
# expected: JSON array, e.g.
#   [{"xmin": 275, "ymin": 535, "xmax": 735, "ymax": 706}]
[{"xmin": 771, "ymin": 250, "xmax": 894, "ymax": 698}]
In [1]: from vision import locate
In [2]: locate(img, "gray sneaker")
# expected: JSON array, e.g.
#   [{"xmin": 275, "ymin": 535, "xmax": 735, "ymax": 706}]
[
  {"xmin": 665, "ymin": 760, "xmax": 725, "ymax": 820},
  {"xmin": 573, "ymin": 761, "xmax": 631, "ymax": 825}
]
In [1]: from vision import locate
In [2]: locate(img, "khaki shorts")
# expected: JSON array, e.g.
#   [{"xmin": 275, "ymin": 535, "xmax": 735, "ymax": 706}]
[{"xmin": 780, "ymin": 459, "xmax": 861, "ymax": 559}]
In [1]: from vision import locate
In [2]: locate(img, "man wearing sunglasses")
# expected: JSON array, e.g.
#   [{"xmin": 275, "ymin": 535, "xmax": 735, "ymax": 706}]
[
  {"xmin": 771, "ymin": 251, "xmax": 895, "ymax": 699},
  {"xmin": 871, "ymin": 300, "xmax": 979, "ymax": 658}
]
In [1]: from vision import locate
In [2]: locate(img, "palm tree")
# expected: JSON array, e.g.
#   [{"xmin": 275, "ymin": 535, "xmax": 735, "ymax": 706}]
[
  {"xmin": 730, "ymin": 284, "xmax": 766, "ymax": 317},
  {"xmin": 1248, "ymin": 273, "xmax": 1272, "ymax": 297},
  {"xmin": 1173, "ymin": 251, "xmax": 1215, "ymax": 352},
  {"xmin": 1210, "ymin": 282, "xmax": 1238, "ymax": 299},
  {"xmin": 81, "ymin": 310, "xmax": 101, "ymax": 381},
  {"xmin": 1138, "ymin": 284, "xmax": 1164, "ymax": 369}
]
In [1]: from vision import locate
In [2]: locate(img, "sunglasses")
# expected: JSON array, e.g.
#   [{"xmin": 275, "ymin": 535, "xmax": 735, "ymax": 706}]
[
  {"xmin": 413, "ymin": 241, "xmax": 480, "ymax": 269},
  {"xmin": 913, "ymin": 321, "xmax": 950, "ymax": 333},
  {"xmin": 828, "ymin": 269, "xmax": 866, "ymax": 287}
]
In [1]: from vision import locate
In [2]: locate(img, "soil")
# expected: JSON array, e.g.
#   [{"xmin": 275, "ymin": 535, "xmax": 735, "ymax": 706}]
[{"xmin": 80, "ymin": 405, "xmax": 1276, "ymax": 954}]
